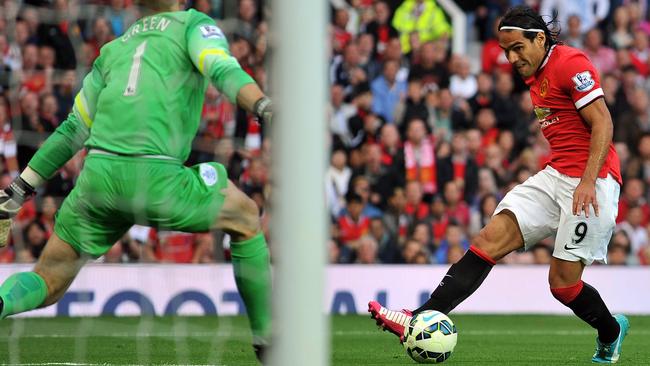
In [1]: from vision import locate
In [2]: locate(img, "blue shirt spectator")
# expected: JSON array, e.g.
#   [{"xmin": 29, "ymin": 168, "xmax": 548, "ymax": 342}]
[
  {"xmin": 433, "ymin": 223, "xmax": 470, "ymax": 264},
  {"xmin": 371, "ymin": 60, "xmax": 407, "ymax": 123}
]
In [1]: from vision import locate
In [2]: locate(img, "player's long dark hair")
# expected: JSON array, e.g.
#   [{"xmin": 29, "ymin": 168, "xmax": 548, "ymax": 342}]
[{"xmin": 498, "ymin": 6, "xmax": 560, "ymax": 48}]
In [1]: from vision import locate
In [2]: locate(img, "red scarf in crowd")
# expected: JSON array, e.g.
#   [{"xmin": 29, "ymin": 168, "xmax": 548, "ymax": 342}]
[{"xmin": 404, "ymin": 138, "xmax": 436, "ymax": 194}]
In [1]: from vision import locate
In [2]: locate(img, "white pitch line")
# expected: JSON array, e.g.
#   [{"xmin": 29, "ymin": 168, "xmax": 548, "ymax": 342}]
[{"xmin": 1, "ymin": 329, "xmax": 649, "ymax": 339}]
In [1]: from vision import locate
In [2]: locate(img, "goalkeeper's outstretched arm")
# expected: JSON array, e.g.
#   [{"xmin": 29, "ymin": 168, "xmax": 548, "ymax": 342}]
[
  {"xmin": 27, "ymin": 57, "xmax": 105, "ymax": 183},
  {"xmin": 0, "ymin": 59, "xmax": 105, "ymax": 235},
  {"xmin": 187, "ymin": 13, "xmax": 272, "ymax": 124}
]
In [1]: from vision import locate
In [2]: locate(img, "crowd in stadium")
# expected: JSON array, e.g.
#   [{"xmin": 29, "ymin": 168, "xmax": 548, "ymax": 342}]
[{"xmin": 0, "ymin": 0, "xmax": 649, "ymax": 266}]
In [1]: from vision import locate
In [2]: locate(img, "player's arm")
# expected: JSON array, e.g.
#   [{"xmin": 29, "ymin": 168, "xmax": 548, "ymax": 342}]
[
  {"xmin": 574, "ymin": 98, "xmax": 612, "ymax": 217},
  {"xmin": 559, "ymin": 53, "xmax": 608, "ymax": 218},
  {"xmin": 0, "ymin": 59, "xmax": 105, "ymax": 220},
  {"xmin": 186, "ymin": 17, "xmax": 272, "ymax": 123}
]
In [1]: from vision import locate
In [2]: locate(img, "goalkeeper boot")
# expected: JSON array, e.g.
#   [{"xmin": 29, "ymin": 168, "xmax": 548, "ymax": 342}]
[
  {"xmin": 592, "ymin": 314, "xmax": 630, "ymax": 364},
  {"xmin": 368, "ymin": 300, "xmax": 412, "ymax": 342},
  {"xmin": 253, "ymin": 343, "xmax": 266, "ymax": 363}
]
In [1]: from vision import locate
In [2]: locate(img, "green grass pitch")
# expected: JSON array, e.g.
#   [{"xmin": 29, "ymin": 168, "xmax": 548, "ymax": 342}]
[{"xmin": 0, "ymin": 315, "xmax": 647, "ymax": 365}]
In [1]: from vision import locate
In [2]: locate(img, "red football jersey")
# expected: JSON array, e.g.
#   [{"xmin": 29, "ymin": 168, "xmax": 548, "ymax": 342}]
[{"xmin": 525, "ymin": 45, "xmax": 621, "ymax": 184}]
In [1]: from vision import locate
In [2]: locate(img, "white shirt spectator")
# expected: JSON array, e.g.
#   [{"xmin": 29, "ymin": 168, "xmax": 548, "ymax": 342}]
[
  {"xmin": 325, "ymin": 163, "xmax": 352, "ymax": 218},
  {"xmin": 450, "ymin": 74, "xmax": 478, "ymax": 99},
  {"xmin": 540, "ymin": 0, "xmax": 610, "ymax": 34}
]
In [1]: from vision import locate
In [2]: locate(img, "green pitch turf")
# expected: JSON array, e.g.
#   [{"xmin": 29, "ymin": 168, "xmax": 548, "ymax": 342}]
[{"xmin": 0, "ymin": 315, "xmax": 647, "ymax": 365}]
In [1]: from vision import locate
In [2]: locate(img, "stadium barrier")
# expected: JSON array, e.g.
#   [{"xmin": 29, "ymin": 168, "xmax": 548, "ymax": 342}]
[{"xmin": 0, "ymin": 264, "xmax": 647, "ymax": 317}]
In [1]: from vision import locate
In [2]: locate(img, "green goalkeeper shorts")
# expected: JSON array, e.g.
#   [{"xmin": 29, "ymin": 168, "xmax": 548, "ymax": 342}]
[{"xmin": 54, "ymin": 153, "xmax": 228, "ymax": 257}]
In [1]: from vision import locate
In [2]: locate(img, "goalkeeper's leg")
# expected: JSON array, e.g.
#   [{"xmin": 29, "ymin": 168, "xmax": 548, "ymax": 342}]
[
  {"xmin": 213, "ymin": 180, "xmax": 271, "ymax": 358},
  {"xmin": 0, "ymin": 233, "xmax": 85, "ymax": 318}
]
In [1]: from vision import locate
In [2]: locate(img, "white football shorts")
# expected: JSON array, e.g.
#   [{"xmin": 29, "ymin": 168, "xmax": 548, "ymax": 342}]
[{"xmin": 494, "ymin": 165, "xmax": 620, "ymax": 265}]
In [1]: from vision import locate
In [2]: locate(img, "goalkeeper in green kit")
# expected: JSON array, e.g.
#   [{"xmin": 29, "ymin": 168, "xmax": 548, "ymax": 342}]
[{"xmin": 0, "ymin": 0, "xmax": 273, "ymax": 360}]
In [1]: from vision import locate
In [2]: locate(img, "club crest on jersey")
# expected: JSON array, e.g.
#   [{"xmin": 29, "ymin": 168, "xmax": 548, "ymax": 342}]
[
  {"xmin": 572, "ymin": 71, "xmax": 595, "ymax": 92},
  {"xmin": 199, "ymin": 164, "xmax": 218, "ymax": 187},
  {"xmin": 540, "ymin": 77, "xmax": 549, "ymax": 98},
  {"xmin": 200, "ymin": 25, "xmax": 224, "ymax": 39}
]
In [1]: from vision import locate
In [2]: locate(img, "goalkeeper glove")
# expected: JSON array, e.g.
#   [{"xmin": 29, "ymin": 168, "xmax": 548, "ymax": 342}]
[
  {"xmin": 253, "ymin": 96, "xmax": 273, "ymax": 124},
  {"xmin": 0, "ymin": 177, "xmax": 35, "ymax": 219}
]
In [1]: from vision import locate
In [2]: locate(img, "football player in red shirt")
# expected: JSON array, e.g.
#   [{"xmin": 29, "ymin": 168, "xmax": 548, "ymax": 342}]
[{"xmin": 369, "ymin": 6, "xmax": 629, "ymax": 363}]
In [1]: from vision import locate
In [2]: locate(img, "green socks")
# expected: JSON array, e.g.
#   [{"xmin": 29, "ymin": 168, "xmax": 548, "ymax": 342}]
[
  {"xmin": 0, "ymin": 272, "xmax": 48, "ymax": 318},
  {"xmin": 230, "ymin": 232, "xmax": 272, "ymax": 344}
]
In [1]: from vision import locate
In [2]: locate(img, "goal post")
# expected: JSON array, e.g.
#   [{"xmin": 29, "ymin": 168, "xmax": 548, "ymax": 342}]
[{"xmin": 269, "ymin": 0, "xmax": 329, "ymax": 365}]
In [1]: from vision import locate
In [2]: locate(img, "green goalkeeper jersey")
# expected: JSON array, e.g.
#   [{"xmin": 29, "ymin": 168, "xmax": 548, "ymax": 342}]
[
  {"xmin": 86, "ymin": 8, "xmax": 253, "ymax": 159},
  {"xmin": 28, "ymin": 9, "xmax": 254, "ymax": 179}
]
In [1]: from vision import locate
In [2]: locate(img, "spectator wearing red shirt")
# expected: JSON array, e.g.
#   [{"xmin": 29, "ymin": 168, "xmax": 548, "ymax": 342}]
[
  {"xmin": 144, "ymin": 229, "xmax": 214, "ymax": 264},
  {"xmin": 466, "ymin": 128, "xmax": 485, "ymax": 166},
  {"xmin": 20, "ymin": 44, "xmax": 47, "ymax": 94},
  {"xmin": 87, "ymin": 18, "xmax": 115, "ymax": 63},
  {"xmin": 378, "ymin": 123, "xmax": 404, "ymax": 171},
  {"xmin": 428, "ymin": 194, "xmax": 449, "ymax": 246},
  {"xmin": 468, "ymin": 72, "xmax": 495, "ymax": 115},
  {"xmin": 617, "ymin": 178, "xmax": 650, "ymax": 225},
  {"xmin": 475, "ymin": 108, "xmax": 499, "ymax": 148},
  {"xmin": 437, "ymin": 132, "xmax": 479, "ymax": 202},
  {"xmin": 404, "ymin": 180, "xmax": 430, "ymax": 220},
  {"xmin": 333, "ymin": 8, "xmax": 353, "ymax": 52},
  {"xmin": 481, "ymin": 17, "xmax": 512, "ymax": 75},
  {"xmin": 201, "ymin": 85, "xmax": 235, "ymax": 141},
  {"xmin": 338, "ymin": 191, "xmax": 370, "ymax": 248},
  {"xmin": 443, "ymin": 180, "xmax": 470, "ymax": 229}
]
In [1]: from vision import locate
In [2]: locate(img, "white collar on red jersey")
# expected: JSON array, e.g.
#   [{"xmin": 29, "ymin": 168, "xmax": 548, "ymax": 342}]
[{"xmin": 538, "ymin": 44, "xmax": 557, "ymax": 72}]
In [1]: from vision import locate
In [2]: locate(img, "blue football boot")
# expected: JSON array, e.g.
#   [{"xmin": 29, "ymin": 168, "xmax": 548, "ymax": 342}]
[{"xmin": 592, "ymin": 314, "xmax": 630, "ymax": 363}]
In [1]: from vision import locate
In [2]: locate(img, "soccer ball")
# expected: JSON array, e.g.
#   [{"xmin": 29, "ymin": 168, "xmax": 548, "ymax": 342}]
[{"xmin": 403, "ymin": 310, "xmax": 457, "ymax": 364}]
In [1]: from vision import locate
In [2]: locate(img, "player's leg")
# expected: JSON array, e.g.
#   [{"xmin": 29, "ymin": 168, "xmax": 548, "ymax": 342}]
[
  {"xmin": 158, "ymin": 161, "xmax": 271, "ymax": 359},
  {"xmin": 0, "ymin": 233, "xmax": 85, "ymax": 317},
  {"xmin": 370, "ymin": 168, "xmax": 560, "ymax": 340},
  {"xmin": 550, "ymin": 174, "xmax": 628, "ymax": 363},
  {"xmin": 413, "ymin": 210, "xmax": 522, "ymax": 314},
  {"xmin": 0, "ymin": 154, "xmax": 132, "ymax": 318},
  {"xmin": 369, "ymin": 211, "xmax": 523, "ymax": 339},
  {"xmin": 549, "ymin": 258, "xmax": 621, "ymax": 342},
  {"xmin": 212, "ymin": 179, "xmax": 271, "ymax": 354}
]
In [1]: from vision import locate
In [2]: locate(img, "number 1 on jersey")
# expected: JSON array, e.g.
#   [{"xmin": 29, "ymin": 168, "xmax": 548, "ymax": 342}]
[{"xmin": 124, "ymin": 41, "xmax": 147, "ymax": 96}]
